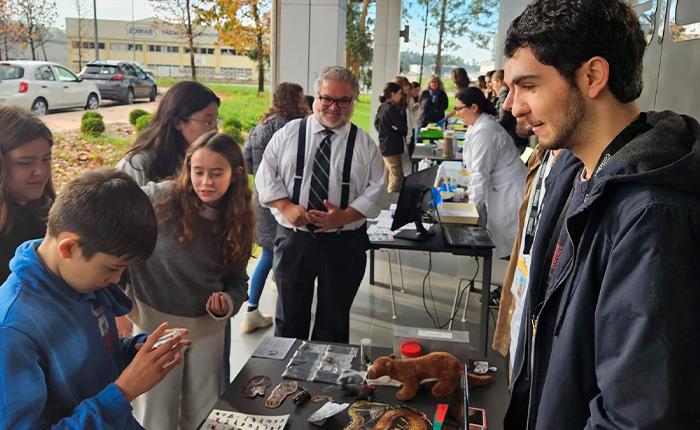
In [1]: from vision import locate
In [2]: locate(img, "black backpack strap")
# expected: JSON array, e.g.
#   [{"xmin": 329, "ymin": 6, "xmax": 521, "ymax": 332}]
[
  {"xmin": 291, "ymin": 117, "xmax": 308, "ymax": 205},
  {"xmin": 340, "ymin": 124, "xmax": 358, "ymax": 209}
]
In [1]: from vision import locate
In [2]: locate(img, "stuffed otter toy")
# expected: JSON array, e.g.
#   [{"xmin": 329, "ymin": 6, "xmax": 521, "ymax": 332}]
[{"xmin": 366, "ymin": 352, "xmax": 492, "ymax": 401}]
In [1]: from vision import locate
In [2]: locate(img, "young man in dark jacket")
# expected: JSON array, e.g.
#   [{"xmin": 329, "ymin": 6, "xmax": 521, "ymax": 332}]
[{"xmin": 503, "ymin": 1, "xmax": 700, "ymax": 429}]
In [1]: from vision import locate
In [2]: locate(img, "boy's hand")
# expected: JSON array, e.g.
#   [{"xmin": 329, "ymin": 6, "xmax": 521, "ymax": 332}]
[
  {"xmin": 115, "ymin": 322, "xmax": 191, "ymax": 402},
  {"xmin": 207, "ymin": 292, "xmax": 230, "ymax": 318}
]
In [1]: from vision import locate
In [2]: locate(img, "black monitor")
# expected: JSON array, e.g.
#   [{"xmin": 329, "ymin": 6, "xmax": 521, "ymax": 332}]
[{"xmin": 391, "ymin": 165, "xmax": 439, "ymax": 241}]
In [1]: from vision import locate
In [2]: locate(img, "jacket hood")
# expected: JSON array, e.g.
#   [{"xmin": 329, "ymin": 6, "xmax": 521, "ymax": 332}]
[
  {"xmin": 588, "ymin": 110, "xmax": 700, "ymax": 200},
  {"xmin": 8, "ymin": 240, "xmax": 132, "ymax": 317}
]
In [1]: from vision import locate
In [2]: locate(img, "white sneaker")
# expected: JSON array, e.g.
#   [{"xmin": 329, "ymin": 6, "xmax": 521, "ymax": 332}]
[{"xmin": 240, "ymin": 308, "xmax": 273, "ymax": 333}]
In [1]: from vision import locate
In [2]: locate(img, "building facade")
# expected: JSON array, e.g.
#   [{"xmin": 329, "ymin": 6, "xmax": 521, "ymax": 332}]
[{"xmin": 65, "ymin": 17, "xmax": 259, "ymax": 81}]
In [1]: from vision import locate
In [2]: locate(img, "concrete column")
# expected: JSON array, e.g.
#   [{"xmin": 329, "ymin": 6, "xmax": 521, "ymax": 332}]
[
  {"xmin": 370, "ymin": 0, "xmax": 402, "ymax": 140},
  {"xmin": 270, "ymin": 0, "xmax": 347, "ymax": 95},
  {"xmin": 493, "ymin": 0, "xmax": 528, "ymax": 68}
]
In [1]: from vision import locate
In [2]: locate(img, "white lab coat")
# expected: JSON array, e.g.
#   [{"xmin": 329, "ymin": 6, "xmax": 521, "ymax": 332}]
[{"xmin": 462, "ymin": 114, "xmax": 526, "ymax": 258}]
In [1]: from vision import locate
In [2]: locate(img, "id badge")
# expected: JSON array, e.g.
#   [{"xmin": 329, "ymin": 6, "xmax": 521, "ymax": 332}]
[{"xmin": 511, "ymin": 255, "xmax": 530, "ymax": 301}]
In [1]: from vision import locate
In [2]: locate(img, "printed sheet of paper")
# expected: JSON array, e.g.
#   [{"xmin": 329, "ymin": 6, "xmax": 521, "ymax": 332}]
[
  {"xmin": 252, "ymin": 336, "xmax": 296, "ymax": 360},
  {"xmin": 199, "ymin": 409, "xmax": 289, "ymax": 430}
]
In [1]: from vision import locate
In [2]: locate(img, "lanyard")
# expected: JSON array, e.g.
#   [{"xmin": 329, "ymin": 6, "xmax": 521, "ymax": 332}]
[
  {"xmin": 522, "ymin": 151, "xmax": 551, "ymax": 255},
  {"xmin": 585, "ymin": 113, "xmax": 651, "ymax": 195}
]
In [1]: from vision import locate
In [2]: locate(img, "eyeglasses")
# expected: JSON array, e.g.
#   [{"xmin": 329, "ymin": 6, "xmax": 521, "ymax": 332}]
[
  {"xmin": 453, "ymin": 105, "xmax": 468, "ymax": 112},
  {"xmin": 187, "ymin": 116, "xmax": 224, "ymax": 129},
  {"xmin": 317, "ymin": 94, "xmax": 354, "ymax": 109}
]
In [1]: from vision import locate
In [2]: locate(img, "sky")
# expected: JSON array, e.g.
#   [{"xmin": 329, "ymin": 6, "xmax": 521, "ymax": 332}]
[{"xmin": 54, "ymin": 0, "xmax": 494, "ymax": 64}]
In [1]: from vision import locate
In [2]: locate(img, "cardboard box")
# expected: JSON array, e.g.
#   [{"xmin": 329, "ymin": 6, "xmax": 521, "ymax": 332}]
[{"xmin": 438, "ymin": 202, "xmax": 479, "ymax": 225}]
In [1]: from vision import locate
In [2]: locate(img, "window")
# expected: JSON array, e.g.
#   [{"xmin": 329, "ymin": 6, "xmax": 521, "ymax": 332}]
[
  {"xmin": 670, "ymin": 0, "xmax": 700, "ymax": 42},
  {"xmin": 83, "ymin": 65, "xmax": 120, "ymax": 75},
  {"xmin": 35, "ymin": 65, "xmax": 55, "ymax": 81},
  {"xmin": 166, "ymin": 46, "xmax": 179, "ymax": 53},
  {"xmin": 55, "ymin": 66, "xmax": 78, "ymax": 82},
  {"xmin": 72, "ymin": 41, "xmax": 105, "ymax": 49},
  {"xmin": 148, "ymin": 44, "xmax": 162, "ymax": 52},
  {"xmin": 129, "ymin": 44, "xmax": 143, "ymax": 52},
  {"xmin": 0, "ymin": 65, "xmax": 24, "ymax": 80},
  {"xmin": 220, "ymin": 48, "xmax": 237, "ymax": 55}
]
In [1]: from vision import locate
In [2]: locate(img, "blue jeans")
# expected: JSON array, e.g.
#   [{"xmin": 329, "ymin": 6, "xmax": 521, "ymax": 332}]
[{"xmin": 249, "ymin": 247, "xmax": 273, "ymax": 307}]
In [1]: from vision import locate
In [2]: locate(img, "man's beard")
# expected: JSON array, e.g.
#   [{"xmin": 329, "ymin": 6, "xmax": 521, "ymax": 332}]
[
  {"xmin": 315, "ymin": 108, "xmax": 351, "ymax": 129},
  {"xmin": 541, "ymin": 86, "xmax": 586, "ymax": 151}
]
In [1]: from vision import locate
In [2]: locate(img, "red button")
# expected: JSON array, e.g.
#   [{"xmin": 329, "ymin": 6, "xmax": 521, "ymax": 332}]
[{"xmin": 400, "ymin": 342, "xmax": 422, "ymax": 358}]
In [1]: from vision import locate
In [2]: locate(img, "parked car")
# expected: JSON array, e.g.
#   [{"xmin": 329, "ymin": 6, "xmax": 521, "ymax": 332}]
[
  {"xmin": 79, "ymin": 60, "xmax": 157, "ymax": 105},
  {"xmin": 0, "ymin": 60, "xmax": 101, "ymax": 115}
]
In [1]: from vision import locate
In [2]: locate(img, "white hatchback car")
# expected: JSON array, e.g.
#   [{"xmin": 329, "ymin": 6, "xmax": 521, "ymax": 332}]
[{"xmin": 0, "ymin": 60, "xmax": 101, "ymax": 115}]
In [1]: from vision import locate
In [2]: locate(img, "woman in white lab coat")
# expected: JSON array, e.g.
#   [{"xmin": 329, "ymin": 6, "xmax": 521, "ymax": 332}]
[{"xmin": 455, "ymin": 87, "xmax": 526, "ymax": 258}]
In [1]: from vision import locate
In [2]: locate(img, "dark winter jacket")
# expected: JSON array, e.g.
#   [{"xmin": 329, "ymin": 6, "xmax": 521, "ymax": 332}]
[
  {"xmin": 505, "ymin": 111, "xmax": 700, "ymax": 430},
  {"xmin": 374, "ymin": 102, "xmax": 407, "ymax": 156},
  {"xmin": 0, "ymin": 203, "xmax": 48, "ymax": 283},
  {"xmin": 419, "ymin": 89, "xmax": 448, "ymax": 127}
]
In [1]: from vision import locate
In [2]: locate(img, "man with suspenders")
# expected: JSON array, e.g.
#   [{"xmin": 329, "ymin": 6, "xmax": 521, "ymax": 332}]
[{"xmin": 255, "ymin": 66, "xmax": 386, "ymax": 343}]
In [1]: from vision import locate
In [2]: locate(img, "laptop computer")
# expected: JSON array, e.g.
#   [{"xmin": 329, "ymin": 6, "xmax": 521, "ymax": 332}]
[{"xmin": 434, "ymin": 204, "xmax": 493, "ymax": 249}]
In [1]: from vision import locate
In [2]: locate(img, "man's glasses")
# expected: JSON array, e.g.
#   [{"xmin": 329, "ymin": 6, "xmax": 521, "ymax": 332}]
[
  {"xmin": 317, "ymin": 95, "xmax": 354, "ymax": 109},
  {"xmin": 187, "ymin": 116, "xmax": 224, "ymax": 129}
]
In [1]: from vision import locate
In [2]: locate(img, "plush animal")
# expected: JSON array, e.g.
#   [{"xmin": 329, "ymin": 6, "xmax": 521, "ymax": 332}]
[{"xmin": 366, "ymin": 352, "xmax": 462, "ymax": 401}]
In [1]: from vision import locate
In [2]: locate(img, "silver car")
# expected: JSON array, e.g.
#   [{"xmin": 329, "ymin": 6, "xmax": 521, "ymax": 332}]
[
  {"xmin": 79, "ymin": 60, "xmax": 157, "ymax": 105},
  {"xmin": 0, "ymin": 60, "xmax": 101, "ymax": 115}
]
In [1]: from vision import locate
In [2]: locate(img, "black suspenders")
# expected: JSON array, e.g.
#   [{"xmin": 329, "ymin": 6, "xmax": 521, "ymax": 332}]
[{"xmin": 291, "ymin": 117, "xmax": 358, "ymax": 209}]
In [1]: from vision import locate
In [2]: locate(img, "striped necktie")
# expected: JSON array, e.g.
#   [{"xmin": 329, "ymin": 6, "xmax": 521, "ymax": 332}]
[{"xmin": 308, "ymin": 128, "xmax": 334, "ymax": 211}]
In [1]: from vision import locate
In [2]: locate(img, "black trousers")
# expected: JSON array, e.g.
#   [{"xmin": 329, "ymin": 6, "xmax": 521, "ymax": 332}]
[{"xmin": 273, "ymin": 225, "xmax": 369, "ymax": 343}]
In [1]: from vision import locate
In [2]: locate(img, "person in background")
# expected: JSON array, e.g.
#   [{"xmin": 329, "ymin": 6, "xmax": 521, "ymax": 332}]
[
  {"xmin": 492, "ymin": 69, "xmax": 529, "ymax": 153},
  {"xmin": 484, "ymin": 70, "xmax": 497, "ymax": 104},
  {"xmin": 0, "ymin": 106, "xmax": 54, "ymax": 283},
  {"xmin": 375, "ymin": 82, "xmax": 408, "ymax": 193},
  {"xmin": 117, "ymin": 81, "xmax": 221, "ymax": 185},
  {"xmin": 452, "ymin": 67, "xmax": 471, "ymax": 92},
  {"xmin": 123, "ymin": 132, "xmax": 251, "ymax": 429},
  {"xmin": 242, "ymin": 82, "xmax": 309, "ymax": 333},
  {"xmin": 393, "ymin": 76, "xmax": 417, "ymax": 163},
  {"xmin": 419, "ymin": 75, "xmax": 449, "ymax": 127},
  {"xmin": 455, "ymin": 87, "xmax": 526, "ymax": 259},
  {"xmin": 0, "ymin": 168, "xmax": 191, "ymax": 428},
  {"xmin": 445, "ymin": 68, "xmax": 472, "ymax": 122},
  {"xmin": 477, "ymin": 75, "xmax": 487, "ymax": 92}
]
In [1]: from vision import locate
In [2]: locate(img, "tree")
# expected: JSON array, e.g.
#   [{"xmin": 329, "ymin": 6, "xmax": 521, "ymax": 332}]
[
  {"xmin": 199, "ymin": 0, "xmax": 271, "ymax": 96},
  {"xmin": 412, "ymin": 0, "xmax": 498, "ymax": 75},
  {"xmin": 345, "ymin": 0, "xmax": 373, "ymax": 78},
  {"xmin": 12, "ymin": 0, "xmax": 57, "ymax": 61},
  {"xmin": 149, "ymin": 0, "xmax": 208, "ymax": 80},
  {"xmin": 0, "ymin": 0, "xmax": 17, "ymax": 60},
  {"xmin": 74, "ymin": 0, "xmax": 90, "ymax": 69}
]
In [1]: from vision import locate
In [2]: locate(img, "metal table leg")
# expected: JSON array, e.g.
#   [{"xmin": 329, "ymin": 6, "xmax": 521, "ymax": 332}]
[
  {"xmin": 387, "ymin": 251, "xmax": 397, "ymax": 320},
  {"xmin": 369, "ymin": 249, "xmax": 375, "ymax": 285},
  {"xmin": 397, "ymin": 250, "xmax": 405, "ymax": 293},
  {"xmin": 480, "ymin": 252, "xmax": 492, "ymax": 357}
]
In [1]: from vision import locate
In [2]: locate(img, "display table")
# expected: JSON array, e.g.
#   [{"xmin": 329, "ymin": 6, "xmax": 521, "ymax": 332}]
[
  {"xmin": 410, "ymin": 145, "xmax": 463, "ymax": 172},
  {"xmin": 369, "ymin": 225, "xmax": 494, "ymax": 357},
  {"xmin": 205, "ymin": 340, "xmax": 508, "ymax": 429}
]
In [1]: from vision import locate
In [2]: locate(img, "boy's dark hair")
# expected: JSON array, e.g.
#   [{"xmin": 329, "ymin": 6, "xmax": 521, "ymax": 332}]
[
  {"xmin": 504, "ymin": 0, "xmax": 646, "ymax": 103},
  {"xmin": 47, "ymin": 168, "xmax": 157, "ymax": 262}
]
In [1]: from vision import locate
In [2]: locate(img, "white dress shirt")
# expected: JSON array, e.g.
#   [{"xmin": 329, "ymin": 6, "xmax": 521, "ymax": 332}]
[{"xmin": 255, "ymin": 114, "xmax": 387, "ymax": 231}]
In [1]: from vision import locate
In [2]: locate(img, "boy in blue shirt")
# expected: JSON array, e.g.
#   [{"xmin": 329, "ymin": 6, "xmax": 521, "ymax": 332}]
[{"xmin": 0, "ymin": 168, "xmax": 191, "ymax": 429}]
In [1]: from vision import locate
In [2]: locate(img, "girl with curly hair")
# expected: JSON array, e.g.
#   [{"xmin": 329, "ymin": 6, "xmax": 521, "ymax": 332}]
[{"xmin": 122, "ymin": 131, "xmax": 254, "ymax": 428}]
